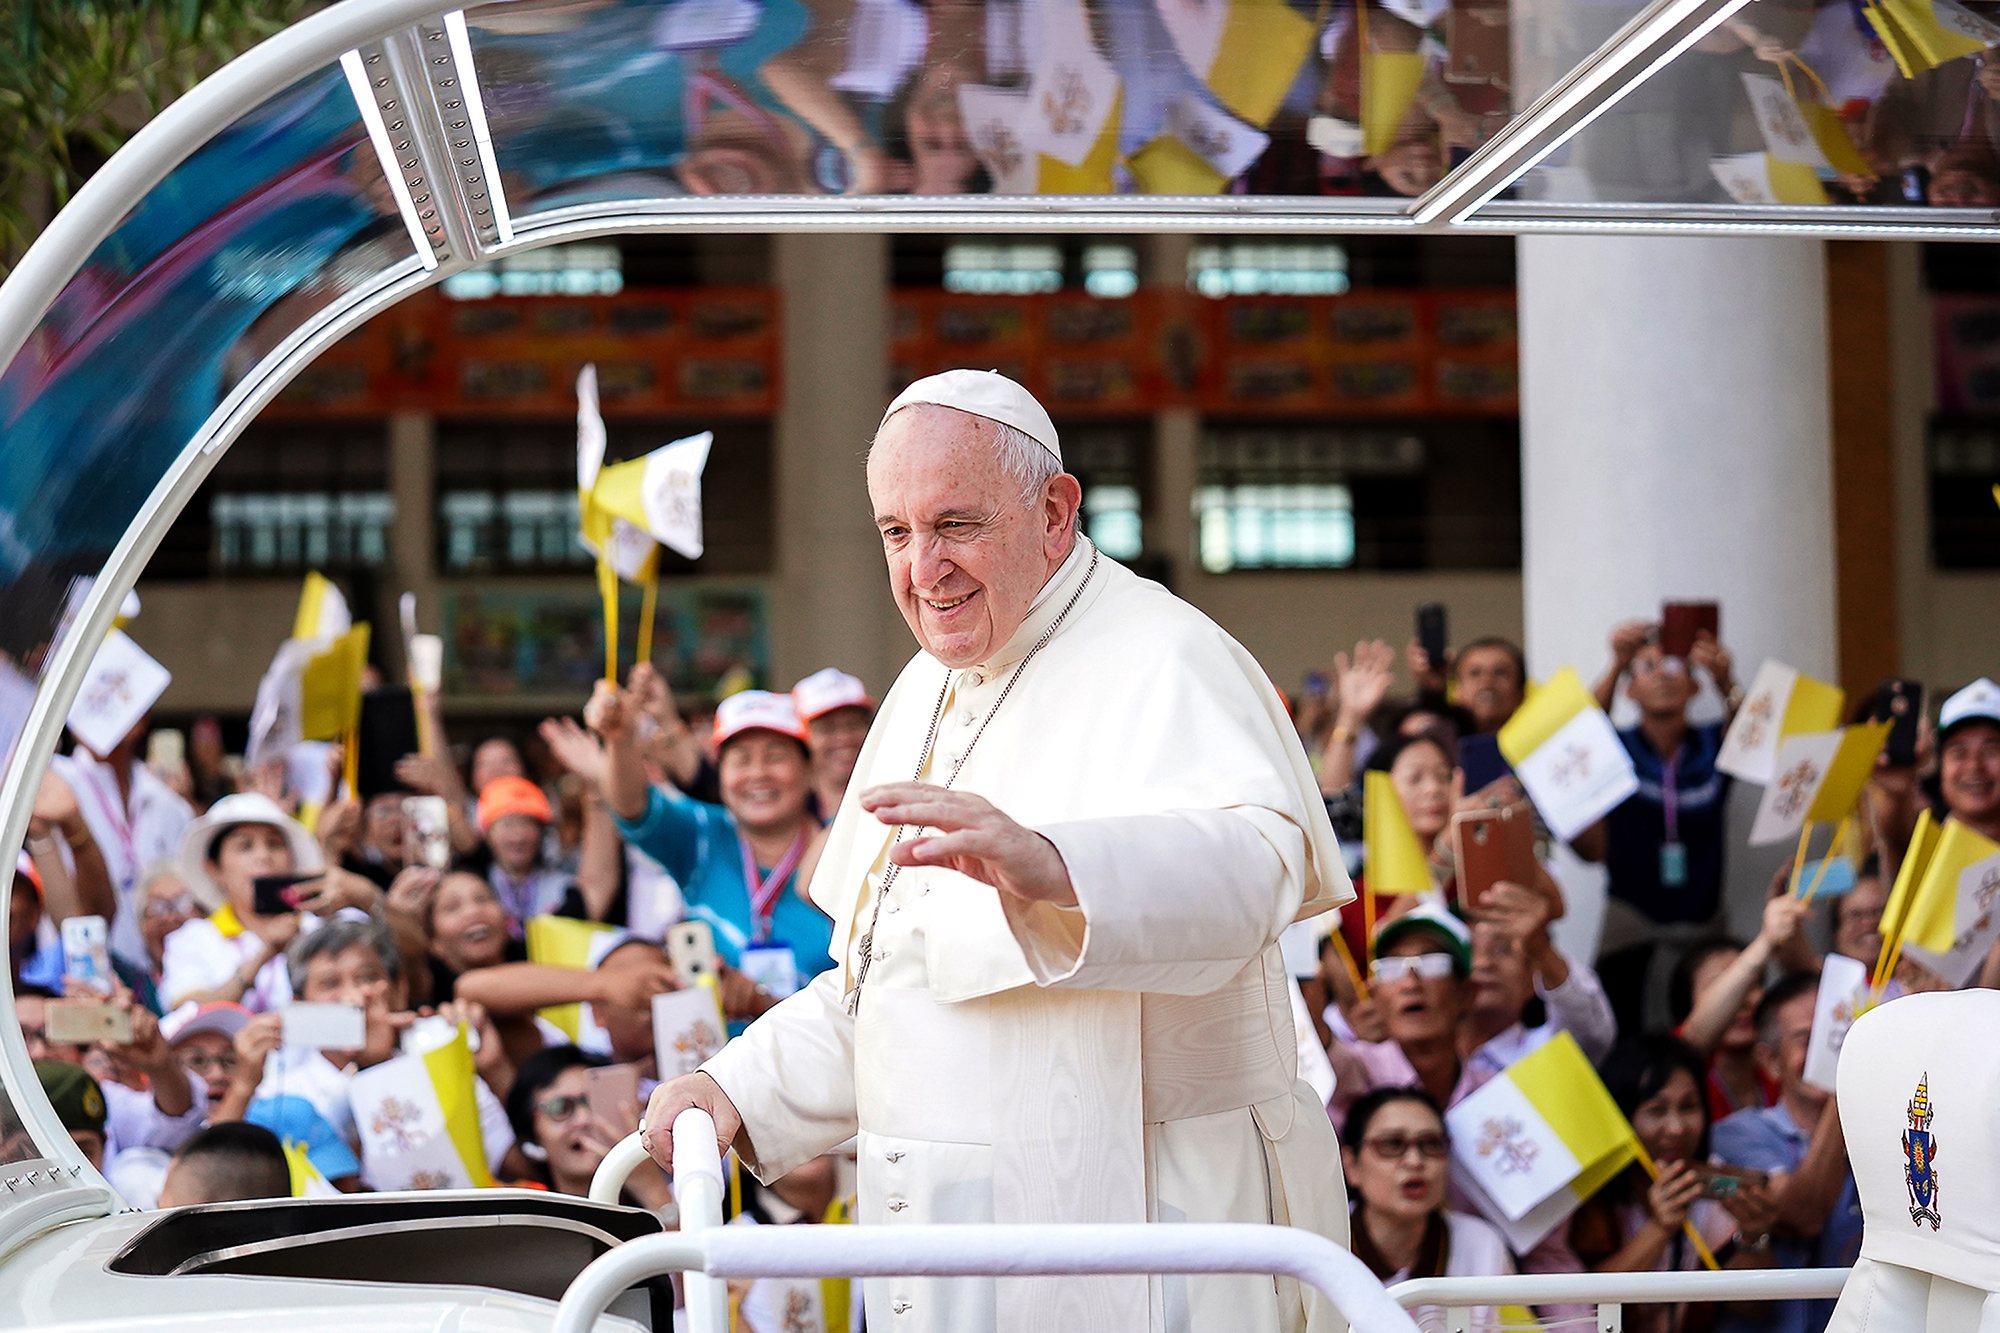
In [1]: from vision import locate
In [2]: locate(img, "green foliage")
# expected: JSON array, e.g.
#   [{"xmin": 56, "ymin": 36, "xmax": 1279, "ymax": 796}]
[{"xmin": 0, "ymin": 0, "xmax": 321, "ymax": 268}]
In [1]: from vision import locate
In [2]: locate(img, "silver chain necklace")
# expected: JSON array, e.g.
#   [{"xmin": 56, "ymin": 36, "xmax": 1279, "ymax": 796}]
[{"xmin": 845, "ymin": 546, "xmax": 1100, "ymax": 1017}]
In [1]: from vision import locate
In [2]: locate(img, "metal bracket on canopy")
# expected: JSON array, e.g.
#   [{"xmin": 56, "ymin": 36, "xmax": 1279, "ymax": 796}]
[{"xmin": 342, "ymin": 14, "xmax": 512, "ymax": 270}]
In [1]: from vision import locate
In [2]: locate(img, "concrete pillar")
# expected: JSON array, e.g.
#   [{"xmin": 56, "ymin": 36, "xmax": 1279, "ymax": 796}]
[
  {"xmin": 768, "ymin": 234, "xmax": 904, "ymax": 694},
  {"xmin": 386, "ymin": 410, "xmax": 436, "ymax": 679},
  {"xmin": 1517, "ymin": 234, "xmax": 1839, "ymax": 955},
  {"xmin": 1518, "ymin": 235, "xmax": 1838, "ymax": 684},
  {"xmin": 1147, "ymin": 233, "xmax": 1198, "ymax": 590}
]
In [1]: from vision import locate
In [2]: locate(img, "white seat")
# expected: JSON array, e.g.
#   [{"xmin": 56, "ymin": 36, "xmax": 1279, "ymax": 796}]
[{"xmin": 1828, "ymin": 989, "xmax": 2000, "ymax": 1333}]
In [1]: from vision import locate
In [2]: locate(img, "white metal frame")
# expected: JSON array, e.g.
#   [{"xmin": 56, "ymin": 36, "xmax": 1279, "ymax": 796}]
[
  {"xmin": 0, "ymin": 0, "xmax": 1992, "ymax": 1240},
  {"xmin": 1389, "ymin": 1268, "xmax": 1851, "ymax": 1331},
  {"xmin": 579, "ymin": 1119, "xmax": 1854, "ymax": 1333}
]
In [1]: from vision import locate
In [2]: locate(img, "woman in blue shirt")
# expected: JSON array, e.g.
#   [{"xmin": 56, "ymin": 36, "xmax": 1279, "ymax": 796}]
[{"xmin": 603, "ymin": 679, "xmax": 834, "ymax": 998}]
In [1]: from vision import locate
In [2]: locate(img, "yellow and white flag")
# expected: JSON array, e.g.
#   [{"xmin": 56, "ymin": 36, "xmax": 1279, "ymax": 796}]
[
  {"xmin": 66, "ymin": 629, "xmax": 172, "ymax": 759},
  {"xmin": 1864, "ymin": 0, "xmax": 2000, "ymax": 76},
  {"xmin": 1158, "ymin": 0, "xmax": 1316, "ymax": 128},
  {"xmin": 293, "ymin": 571, "xmax": 352, "ymax": 641},
  {"xmin": 1364, "ymin": 769, "xmax": 1434, "ymax": 895},
  {"xmin": 348, "ymin": 1022, "xmax": 494, "ymax": 1191},
  {"xmin": 1748, "ymin": 720, "xmax": 1891, "ymax": 845},
  {"xmin": 577, "ymin": 366, "xmax": 712, "ymax": 568},
  {"xmin": 1496, "ymin": 667, "xmax": 1639, "ymax": 842},
  {"xmin": 1896, "ymin": 820, "xmax": 2000, "ymax": 988},
  {"xmin": 1710, "ymin": 151, "xmax": 1830, "ymax": 206},
  {"xmin": 1717, "ymin": 659, "xmax": 1845, "ymax": 784},
  {"xmin": 525, "ymin": 914, "xmax": 625, "ymax": 1042},
  {"xmin": 1874, "ymin": 809, "xmax": 1942, "ymax": 984},
  {"xmin": 1739, "ymin": 74, "xmax": 1870, "ymax": 178},
  {"xmin": 654, "ymin": 979, "xmax": 728, "ymax": 1079},
  {"xmin": 245, "ymin": 573, "xmax": 367, "ymax": 769},
  {"xmin": 1446, "ymin": 1032, "xmax": 1640, "ymax": 1252}
]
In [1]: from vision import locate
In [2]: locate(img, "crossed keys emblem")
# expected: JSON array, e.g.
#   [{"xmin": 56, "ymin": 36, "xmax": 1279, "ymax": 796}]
[{"xmin": 1475, "ymin": 1116, "xmax": 1540, "ymax": 1175}]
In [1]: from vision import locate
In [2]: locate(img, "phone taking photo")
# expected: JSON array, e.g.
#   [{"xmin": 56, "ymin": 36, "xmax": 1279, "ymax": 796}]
[
  {"xmin": 1416, "ymin": 603, "xmax": 1448, "ymax": 674},
  {"xmin": 253, "ymin": 872, "xmax": 320, "ymax": 917},
  {"xmin": 667, "ymin": 920, "xmax": 720, "ymax": 986},
  {"xmin": 1659, "ymin": 601, "xmax": 1719, "ymax": 661},
  {"xmin": 1871, "ymin": 678, "xmax": 1925, "ymax": 769},
  {"xmin": 1450, "ymin": 805, "xmax": 1537, "ymax": 914},
  {"xmin": 585, "ymin": 1063, "xmax": 642, "ymax": 1126},
  {"xmin": 403, "ymin": 795, "xmax": 452, "ymax": 870}
]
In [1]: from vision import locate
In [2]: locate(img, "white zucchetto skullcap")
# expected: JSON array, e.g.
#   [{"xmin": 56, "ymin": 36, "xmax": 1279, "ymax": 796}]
[{"xmin": 880, "ymin": 369, "xmax": 1062, "ymax": 463}]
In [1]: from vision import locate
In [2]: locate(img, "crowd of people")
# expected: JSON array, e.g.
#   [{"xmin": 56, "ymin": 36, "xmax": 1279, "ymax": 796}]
[{"xmin": 9, "ymin": 596, "xmax": 1999, "ymax": 1333}]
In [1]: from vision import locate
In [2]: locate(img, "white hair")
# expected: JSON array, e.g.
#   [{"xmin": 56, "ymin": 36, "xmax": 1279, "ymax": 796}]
[{"xmin": 872, "ymin": 408, "xmax": 1077, "ymax": 528}]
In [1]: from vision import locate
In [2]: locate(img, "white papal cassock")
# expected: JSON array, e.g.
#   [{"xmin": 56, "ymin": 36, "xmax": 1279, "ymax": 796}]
[{"xmin": 703, "ymin": 537, "xmax": 1355, "ymax": 1333}]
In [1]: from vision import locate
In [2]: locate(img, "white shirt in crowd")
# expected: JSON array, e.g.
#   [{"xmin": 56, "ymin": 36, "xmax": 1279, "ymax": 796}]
[{"xmin": 51, "ymin": 750, "xmax": 193, "ymax": 970}]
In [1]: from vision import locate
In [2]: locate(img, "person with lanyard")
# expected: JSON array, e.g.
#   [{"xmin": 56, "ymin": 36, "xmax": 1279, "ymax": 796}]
[
  {"xmin": 594, "ymin": 680, "xmax": 834, "ymax": 1016},
  {"xmin": 51, "ymin": 713, "xmax": 193, "ymax": 976},
  {"xmin": 1592, "ymin": 620, "xmax": 1740, "ymax": 1034}
]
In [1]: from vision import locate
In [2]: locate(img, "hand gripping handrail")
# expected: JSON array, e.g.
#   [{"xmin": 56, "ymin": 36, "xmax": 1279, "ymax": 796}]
[
  {"xmin": 551, "ymin": 1221, "xmax": 1423, "ymax": 1333},
  {"xmin": 586, "ymin": 1112, "xmax": 728, "ymax": 1333}
]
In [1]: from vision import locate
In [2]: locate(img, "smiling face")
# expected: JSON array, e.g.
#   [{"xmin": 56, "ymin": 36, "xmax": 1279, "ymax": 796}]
[
  {"xmin": 430, "ymin": 871, "xmax": 509, "ymax": 973},
  {"xmin": 1388, "ymin": 739, "xmax": 1454, "ymax": 844},
  {"xmin": 868, "ymin": 405, "xmax": 1081, "ymax": 669},
  {"xmin": 806, "ymin": 705, "xmax": 873, "ymax": 801},
  {"xmin": 1631, "ymin": 1065, "xmax": 1706, "ymax": 1166},
  {"xmin": 1942, "ymin": 721, "xmax": 2000, "ymax": 830},
  {"xmin": 209, "ymin": 823, "xmax": 295, "ymax": 916},
  {"xmin": 1344, "ymin": 1098, "xmax": 1449, "ymax": 1223},
  {"xmin": 1833, "ymin": 875, "xmax": 1887, "ymax": 965},
  {"xmin": 718, "ymin": 732, "xmax": 813, "ymax": 835}
]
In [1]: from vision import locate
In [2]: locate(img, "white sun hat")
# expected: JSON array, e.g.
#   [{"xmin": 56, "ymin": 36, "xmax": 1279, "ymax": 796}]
[
  {"xmin": 176, "ymin": 791, "xmax": 324, "ymax": 910},
  {"xmin": 881, "ymin": 368, "xmax": 1062, "ymax": 463}
]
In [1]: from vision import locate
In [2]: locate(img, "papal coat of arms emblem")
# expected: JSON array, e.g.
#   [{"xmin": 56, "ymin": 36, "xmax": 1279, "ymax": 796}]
[{"xmin": 1904, "ymin": 1074, "xmax": 1941, "ymax": 1230}]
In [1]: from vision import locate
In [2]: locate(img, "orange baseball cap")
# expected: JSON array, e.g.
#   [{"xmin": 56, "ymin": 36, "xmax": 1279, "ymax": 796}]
[{"xmin": 477, "ymin": 775, "xmax": 553, "ymax": 832}]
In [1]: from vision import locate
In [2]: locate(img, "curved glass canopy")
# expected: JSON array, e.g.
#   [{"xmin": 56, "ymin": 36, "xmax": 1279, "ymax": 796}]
[{"xmin": 0, "ymin": 0, "xmax": 1995, "ymax": 1241}]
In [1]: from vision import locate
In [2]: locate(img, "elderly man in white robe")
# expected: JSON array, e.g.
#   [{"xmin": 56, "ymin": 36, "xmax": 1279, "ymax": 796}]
[{"xmin": 599, "ymin": 370, "xmax": 1354, "ymax": 1333}]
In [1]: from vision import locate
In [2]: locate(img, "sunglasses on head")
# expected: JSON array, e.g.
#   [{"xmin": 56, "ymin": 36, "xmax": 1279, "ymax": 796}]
[{"xmin": 1369, "ymin": 952, "xmax": 1456, "ymax": 983}]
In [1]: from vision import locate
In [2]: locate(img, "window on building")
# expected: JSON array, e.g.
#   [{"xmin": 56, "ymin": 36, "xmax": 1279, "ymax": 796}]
[
  {"xmin": 1188, "ymin": 244, "xmax": 1350, "ymax": 298},
  {"xmin": 943, "ymin": 242, "xmax": 1065, "ymax": 295},
  {"xmin": 1062, "ymin": 424, "xmax": 1149, "ymax": 561},
  {"xmin": 900, "ymin": 235, "xmax": 1147, "ymax": 294},
  {"xmin": 1196, "ymin": 423, "xmax": 1519, "ymax": 571},
  {"xmin": 1082, "ymin": 245, "xmax": 1139, "ymax": 299},
  {"xmin": 149, "ymin": 424, "xmax": 392, "ymax": 578},
  {"xmin": 1930, "ymin": 421, "xmax": 2000, "ymax": 568},
  {"xmin": 213, "ymin": 492, "xmax": 396, "ymax": 570},
  {"xmin": 435, "ymin": 419, "xmax": 773, "ymax": 575},
  {"xmin": 442, "ymin": 243, "xmax": 624, "ymax": 300}
]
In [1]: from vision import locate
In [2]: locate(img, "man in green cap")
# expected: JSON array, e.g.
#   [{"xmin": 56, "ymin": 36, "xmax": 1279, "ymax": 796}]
[{"xmin": 36, "ymin": 1060, "xmax": 108, "ymax": 1170}]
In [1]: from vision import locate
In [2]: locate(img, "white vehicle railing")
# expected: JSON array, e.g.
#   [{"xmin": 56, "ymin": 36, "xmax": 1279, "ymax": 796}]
[
  {"xmin": 589, "ymin": 1110, "xmax": 729, "ymax": 1333},
  {"xmin": 1388, "ymin": 1267, "xmax": 1851, "ymax": 1331},
  {"xmin": 551, "ymin": 1221, "xmax": 1424, "ymax": 1333},
  {"xmin": 582, "ymin": 1119, "xmax": 1851, "ymax": 1333}
]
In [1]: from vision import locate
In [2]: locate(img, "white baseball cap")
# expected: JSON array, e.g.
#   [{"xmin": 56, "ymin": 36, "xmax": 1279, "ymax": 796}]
[
  {"xmin": 712, "ymin": 689, "xmax": 809, "ymax": 748},
  {"xmin": 881, "ymin": 369, "xmax": 1062, "ymax": 463},
  {"xmin": 1940, "ymin": 677, "xmax": 2000, "ymax": 739},
  {"xmin": 792, "ymin": 668, "xmax": 873, "ymax": 723}
]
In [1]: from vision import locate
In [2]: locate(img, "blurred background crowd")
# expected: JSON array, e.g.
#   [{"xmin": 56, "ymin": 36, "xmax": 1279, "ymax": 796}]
[{"xmin": 10, "ymin": 584, "xmax": 1998, "ymax": 1333}]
